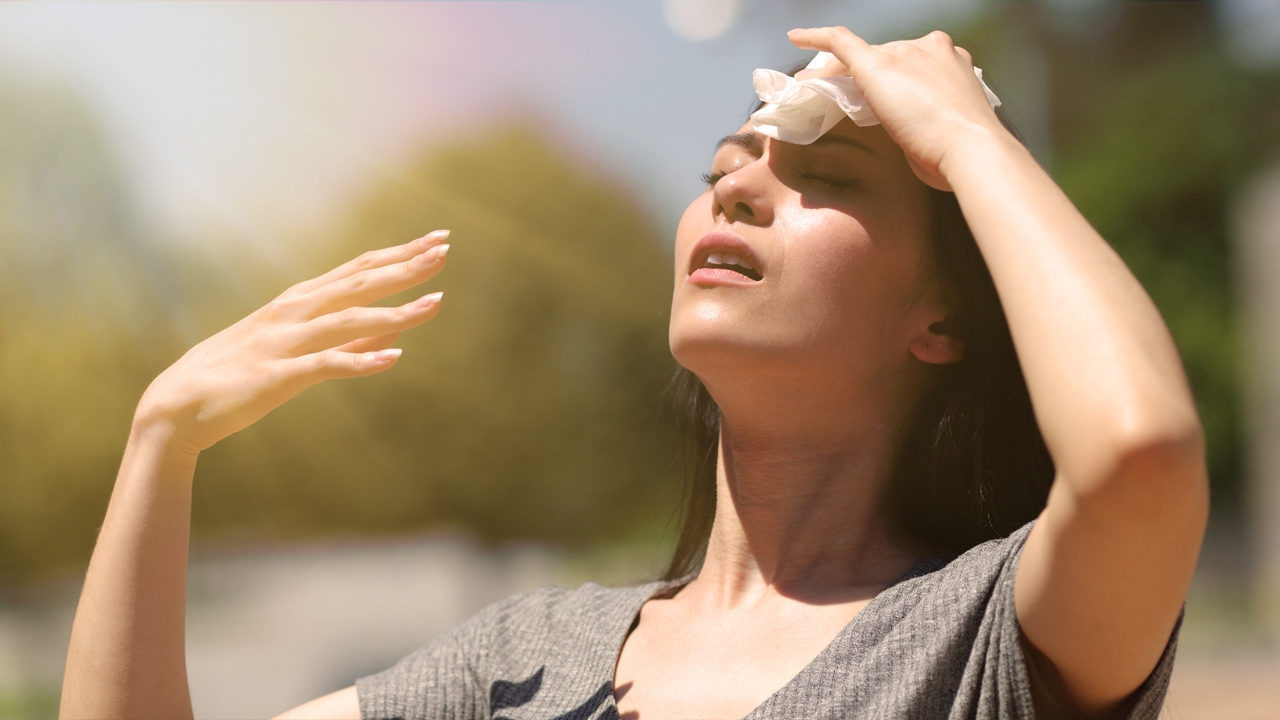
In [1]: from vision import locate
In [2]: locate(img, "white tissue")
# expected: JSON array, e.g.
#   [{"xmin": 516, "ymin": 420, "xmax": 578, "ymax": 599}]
[{"xmin": 749, "ymin": 51, "xmax": 1002, "ymax": 145}]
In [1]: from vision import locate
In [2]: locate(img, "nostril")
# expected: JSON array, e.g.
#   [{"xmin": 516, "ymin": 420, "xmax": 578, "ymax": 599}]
[{"xmin": 736, "ymin": 202, "xmax": 754, "ymax": 217}]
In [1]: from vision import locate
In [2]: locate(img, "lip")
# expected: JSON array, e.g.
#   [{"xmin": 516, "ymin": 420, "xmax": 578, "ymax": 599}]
[{"xmin": 687, "ymin": 231, "xmax": 765, "ymax": 287}]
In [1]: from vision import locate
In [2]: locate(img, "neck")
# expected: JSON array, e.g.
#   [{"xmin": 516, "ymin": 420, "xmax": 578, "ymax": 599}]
[{"xmin": 693, "ymin": 372, "xmax": 926, "ymax": 607}]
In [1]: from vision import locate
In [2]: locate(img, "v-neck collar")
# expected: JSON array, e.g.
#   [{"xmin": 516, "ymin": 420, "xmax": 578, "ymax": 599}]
[
  {"xmin": 599, "ymin": 554, "xmax": 949, "ymax": 720},
  {"xmin": 741, "ymin": 553, "xmax": 949, "ymax": 719}
]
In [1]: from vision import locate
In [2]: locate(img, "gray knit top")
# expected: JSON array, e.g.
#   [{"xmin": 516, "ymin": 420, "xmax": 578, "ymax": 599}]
[{"xmin": 357, "ymin": 522, "xmax": 1178, "ymax": 719}]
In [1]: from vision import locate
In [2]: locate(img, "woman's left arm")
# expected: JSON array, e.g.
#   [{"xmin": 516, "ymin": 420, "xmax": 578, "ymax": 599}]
[
  {"xmin": 944, "ymin": 117, "xmax": 1207, "ymax": 713},
  {"xmin": 791, "ymin": 27, "xmax": 1209, "ymax": 715}
]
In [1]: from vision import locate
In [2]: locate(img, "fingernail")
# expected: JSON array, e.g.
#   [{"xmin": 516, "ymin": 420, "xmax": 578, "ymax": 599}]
[
  {"xmin": 415, "ymin": 291, "xmax": 444, "ymax": 307},
  {"xmin": 413, "ymin": 230, "xmax": 449, "ymax": 249},
  {"xmin": 419, "ymin": 243, "xmax": 449, "ymax": 264},
  {"xmin": 371, "ymin": 348, "xmax": 402, "ymax": 363}
]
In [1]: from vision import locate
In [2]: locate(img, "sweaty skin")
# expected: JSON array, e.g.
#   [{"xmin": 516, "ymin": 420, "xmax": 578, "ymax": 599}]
[{"xmin": 60, "ymin": 27, "xmax": 1205, "ymax": 720}]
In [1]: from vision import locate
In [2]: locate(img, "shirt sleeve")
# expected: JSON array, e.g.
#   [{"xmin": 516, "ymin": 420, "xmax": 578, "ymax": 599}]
[
  {"xmin": 967, "ymin": 523, "xmax": 1182, "ymax": 720},
  {"xmin": 1116, "ymin": 612, "xmax": 1181, "ymax": 719}
]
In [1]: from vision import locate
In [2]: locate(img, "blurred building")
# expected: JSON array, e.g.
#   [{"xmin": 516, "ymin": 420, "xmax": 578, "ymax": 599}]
[{"xmin": 1237, "ymin": 167, "xmax": 1280, "ymax": 641}]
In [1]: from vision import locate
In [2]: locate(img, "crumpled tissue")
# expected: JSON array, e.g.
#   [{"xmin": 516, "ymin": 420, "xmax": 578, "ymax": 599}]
[{"xmin": 750, "ymin": 51, "xmax": 1002, "ymax": 145}]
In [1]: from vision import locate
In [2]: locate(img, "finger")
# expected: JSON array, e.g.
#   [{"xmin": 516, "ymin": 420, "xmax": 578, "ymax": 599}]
[
  {"xmin": 953, "ymin": 45, "xmax": 973, "ymax": 67},
  {"xmin": 924, "ymin": 29, "xmax": 955, "ymax": 50},
  {"xmin": 304, "ymin": 243, "xmax": 449, "ymax": 318},
  {"xmin": 293, "ymin": 347, "xmax": 404, "ymax": 383},
  {"xmin": 285, "ymin": 230, "xmax": 450, "ymax": 299},
  {"xmin": 337, "ymin": 332, "xmax": 401, "ymax": 354},
  {"xmin": 787, "ymin": 27, "xmax": 873, "ymax": 70},
  {"xmin": 294, "ymin": 292, "xmax": 443, "ymax": 354},
  {"xmin": 794, "ymin": 58, "xmax": 850, "ymax": 81}
]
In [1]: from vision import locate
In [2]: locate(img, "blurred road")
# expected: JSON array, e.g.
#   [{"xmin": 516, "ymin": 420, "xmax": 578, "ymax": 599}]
[
  {"xmin": 1164, "ymin": 654, "xmax": 1280, "ymax": 720},
  {"xmin": 0, "ymin": 533, "xmax": 661, "ymax": 718}
]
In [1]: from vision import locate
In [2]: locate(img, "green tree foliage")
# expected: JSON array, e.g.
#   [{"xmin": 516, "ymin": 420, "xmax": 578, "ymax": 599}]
[
  {"xmin": 1054, "ymin": 49, "xmax": 1279, "ymax": 508},
  {"xmin": 0, "ymin": 76, "xmax": 680, "ymax": 581},
  {"xmin": 0, "ymin": 79, "xmax": 178, "ymax": 582},
  {"xmin": 964, "ymin": 3, "xmax": 1280, "ymax": 510},
  {"xmin": 192, "ymin": 127, "xmax": 680, "ymax": 549}
]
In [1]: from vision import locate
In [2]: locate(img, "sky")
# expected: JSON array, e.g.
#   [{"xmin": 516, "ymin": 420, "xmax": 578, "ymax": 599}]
[
  {"xmin": 0, "ymin": 0, "xmax": 981, "ymax": 250},
  {"xmin": 0, "ymin": 0, "xmax": 1275, "ymax": 251}
]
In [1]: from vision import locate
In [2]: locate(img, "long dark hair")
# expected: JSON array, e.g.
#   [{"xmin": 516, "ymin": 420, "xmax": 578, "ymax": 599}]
[{"xmin": 662, "ymin": 77, "xmax": 1054, "ymax": 581}]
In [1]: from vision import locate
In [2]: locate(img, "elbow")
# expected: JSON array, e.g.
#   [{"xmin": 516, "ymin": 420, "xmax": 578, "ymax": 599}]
[
  {"xmin": 1116, "ymin": 419, "xmax": 1206, "ymax": 487},
  {"xmin": 1074, "ymin": 409, "xmax": 1210, "ymax": 522}
]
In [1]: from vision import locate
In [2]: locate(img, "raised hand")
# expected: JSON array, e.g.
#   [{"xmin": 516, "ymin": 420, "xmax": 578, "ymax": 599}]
[
  {"xmin": 137, "ymin": 229, "xmax": 450, "ymax": 455},
  {"xmin": 61, "ymin": 231, "xmax": 451, "ymax": 720},
  {"xmin": 787, "ymin": 27, "xmax": 1008, "ymax": 191}
]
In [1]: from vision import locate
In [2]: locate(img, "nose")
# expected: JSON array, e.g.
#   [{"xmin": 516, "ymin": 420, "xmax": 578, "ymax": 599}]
[{"xmin": 712, "ymin": 161, "xmax": 775, "ymax": 227}]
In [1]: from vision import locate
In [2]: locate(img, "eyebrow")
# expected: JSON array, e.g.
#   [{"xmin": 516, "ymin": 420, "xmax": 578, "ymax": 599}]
[
  {"xmin": 810, "ymin": 133, "xmax": 880, "ymax": 158},
  {"xmin": 715, "ymin": 132, "xmax": 766, "ymax": 154}
]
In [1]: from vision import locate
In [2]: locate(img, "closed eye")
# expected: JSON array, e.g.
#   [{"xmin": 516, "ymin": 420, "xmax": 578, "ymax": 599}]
[{"xmin": 701, "ymin": 170, "xmax": 727, "ymax": 187}]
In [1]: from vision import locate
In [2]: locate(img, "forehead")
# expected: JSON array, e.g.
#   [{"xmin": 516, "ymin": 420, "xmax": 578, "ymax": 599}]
[{"xmin": 718, "ymin": 119, "xmax": 903, "ymax": 162}]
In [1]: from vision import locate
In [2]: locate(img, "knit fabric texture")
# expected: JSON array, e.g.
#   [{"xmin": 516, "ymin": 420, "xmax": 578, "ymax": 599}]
[{"xmin": 357, "ymin": 522, "xmax": 1178, "ymax": 719}]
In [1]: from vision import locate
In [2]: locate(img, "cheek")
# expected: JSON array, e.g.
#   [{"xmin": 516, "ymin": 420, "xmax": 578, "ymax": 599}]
[
  {"xmin": 773, "ymin": 206, "xmax": 918, "ymax": 343},
  {"xmin": 776, "ymin": 208, "xmax": 875, "ymax": 314},
  {"xmin": 673, "ymin": 193, "xmax": 712, "ymax": 273},
  {"xmin": 668, "ymin": 195, "xmax": 712, "ymax": 349}
]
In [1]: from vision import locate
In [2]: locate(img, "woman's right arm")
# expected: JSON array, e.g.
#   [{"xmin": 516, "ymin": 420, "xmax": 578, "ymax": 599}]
[{"xmin": 59, "ymin": 230, "xmax": 451, "ymax": 720}]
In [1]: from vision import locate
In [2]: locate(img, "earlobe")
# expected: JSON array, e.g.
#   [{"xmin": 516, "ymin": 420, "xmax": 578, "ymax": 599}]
[{"xmin": 909, "ymin": 333, "xmax": 966, "ymax": 365}]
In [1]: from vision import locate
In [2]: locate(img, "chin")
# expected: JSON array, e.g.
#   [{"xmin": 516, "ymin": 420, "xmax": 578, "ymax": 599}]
[{"xmin": 669, "ymin": 315, "xmax": 794, "ymax": 385}]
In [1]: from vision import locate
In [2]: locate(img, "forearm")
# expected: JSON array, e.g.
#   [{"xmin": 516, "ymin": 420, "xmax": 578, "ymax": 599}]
[
  {"xmin": 943, "ymin": 127, "xmax": 1204, "ymax": 496},
  {"xmin": 60, "ymin": 417, "xmax": 198, "ymax": 720}
]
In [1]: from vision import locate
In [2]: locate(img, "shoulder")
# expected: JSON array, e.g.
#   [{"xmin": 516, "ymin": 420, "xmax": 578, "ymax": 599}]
[
  {"xmin": 390, "ymin": 579, "xmax": 662, "ymax": 667},
  {"xmin": 476, "ymin": 580, "xmax": 663, "ymax": 649},
  {"xmin": 357, "ymin": 579, "xmax": 670, "ymax": 720},
  {"xmin": 847, "ymin": 522, "xmax": 1034, "ymax": 647},
  {"xmin": 938, "ymin": 521, "xmax": 1035, "ymax": 583},
  {"xmin": 884, "ymin": 522, "xmax": 1032, "ymax": 598}
]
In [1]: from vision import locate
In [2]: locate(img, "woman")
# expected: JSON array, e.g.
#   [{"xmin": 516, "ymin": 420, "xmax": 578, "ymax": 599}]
[{"xmin": 60, "ymin": 27, "xmax": 1206, "ymax": 720}]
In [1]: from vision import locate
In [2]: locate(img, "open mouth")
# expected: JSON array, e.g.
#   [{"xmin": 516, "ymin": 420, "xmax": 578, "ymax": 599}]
[{"xmin": 700, "ymin": 252, "xmax": 762, "ymax": 281}]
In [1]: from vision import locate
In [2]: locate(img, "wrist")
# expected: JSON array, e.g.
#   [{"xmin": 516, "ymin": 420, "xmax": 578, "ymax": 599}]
[
  {"xmin": 129, "ymin": 404, "xmax": 203, "ymax": 469},
  {"xmin": 937, "ymin": 121, "xmax": 1034, "ymax": 189}
]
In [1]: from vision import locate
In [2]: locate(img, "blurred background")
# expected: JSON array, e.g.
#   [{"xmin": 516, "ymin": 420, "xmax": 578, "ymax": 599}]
[{"xmin": 1, "ymin": 0, "xmax": 1278, "ymax": 717}]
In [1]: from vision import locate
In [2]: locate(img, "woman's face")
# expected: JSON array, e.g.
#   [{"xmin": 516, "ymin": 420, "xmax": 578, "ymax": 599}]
[{"xmin": 668, "ymin": 118, "xmax": 943, "ymax": 399}]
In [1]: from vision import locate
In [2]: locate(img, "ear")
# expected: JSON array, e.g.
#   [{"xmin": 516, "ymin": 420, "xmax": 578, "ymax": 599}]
[{"xmin": 909, "ymin": 319, "xmax": 965, "ymax": 365}]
